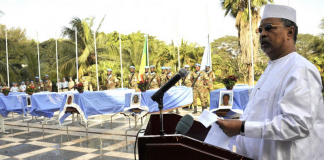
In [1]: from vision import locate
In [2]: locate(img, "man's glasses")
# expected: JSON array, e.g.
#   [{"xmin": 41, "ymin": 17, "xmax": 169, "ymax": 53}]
[{"xmin": 256, "ymin": 24, "xmax": 284, "ymax": 34}]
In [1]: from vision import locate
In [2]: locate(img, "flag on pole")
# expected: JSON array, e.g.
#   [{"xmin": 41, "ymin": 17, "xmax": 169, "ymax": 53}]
[
  {"xmin": 139, "ymin": 35, "xmax": 148, "ymax": 79},
  {"xmin": 200, "ymin": 35, "xmax": 212, "ymax": 71}
]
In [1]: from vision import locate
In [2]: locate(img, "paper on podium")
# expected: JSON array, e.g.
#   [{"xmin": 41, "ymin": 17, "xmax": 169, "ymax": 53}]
[
  {"xmin": 198, "ymin": 109, "xmax": 221, "ymax": 128},
  {"xmin": 204, "ymin": 123, "xmax": 231, "ymax": 150}
]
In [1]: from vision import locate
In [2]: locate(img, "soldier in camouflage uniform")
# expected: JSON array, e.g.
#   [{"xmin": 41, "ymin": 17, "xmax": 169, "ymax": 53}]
[
  {"xmin": 34, "ymin": 77, "xmax": 43, "ymax": 93},
  {"xmin": 159, "ymin": 66, "xmax": 167, "ymax": 87},
  {"xmin": 44, "ymin": 74, "xmax": 52, "ymax": 92},
  {"xmin": 68, "ymin": 77, "xmax": 75, "ymax": 91},
  {"xmin": 106, "ymin": 68, "xmax": 119, "ymax": 90},
  {"xmin": 166, "ymin": 67, "xmax": 173, "ymax": 82},
  {"xmin": 82, "ymin": 77, "xmax": 89, "ymax": 91},
  {"xmin": 139, "ymin": 66, "xmax": 150, "ymax": 82},
  {"xmin": 148, "ymin": 65, "xmax": 160, "ymax": 89},
  {"xmin": 128, "ymin": 66, "xmax": 139, "ymax": 91},
  {"xmin": 182, "ymin": 65, "xmax": 193, "ymax": 109},
  {"xmin": 204, "ymin": 64, "xmax": 216, "ymax": 107},
  {"xmin": 182, "ymin": 65, "xmax": 193, "ymax": 87},
  {"xmin": 29, "ymin": 81, "xmax": 35, "ymax": 87},
  {"xmin": 190, "ymin": 63, "xmax": 208, "ymax": 114}
]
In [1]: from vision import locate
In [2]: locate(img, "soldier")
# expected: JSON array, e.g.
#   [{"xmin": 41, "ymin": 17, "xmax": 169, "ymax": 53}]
[
  {"xmin": 182, "ymin": 65, "xmax": 193, "ymax": 87},
  {"xmin": 159, "ymin": 66, "xmax": 167, "ymax": 87},
  {"xmin": 29, "ymin": 81, "xmax": 35, "ymax": 87},
  {"xmin": 139, "ymin": 66, "xmax": 150, "ymax": 82},
  {"xmin": 127, "ymin": 66, "xmax": 139, "ymax": 91},
  {"xmin": 57, "ymin": 79, "xmax": 62, "ymax": 92},
  {"xmin": 82, "ymin": 77, "xmax": 89, "ymax": 91},
  {"xmin": 44, "ymin": 75, "xmax": 52, "ymax": 92},
  {"xmin": 40, "ymin": 80, "xmax": 44, "ymax": 91},
  {"xmin": 190, "ymin": 63, "xmax": 208, "ymax": 114},
  {"xmin": 34, "ymin": 77, "xmax": 43, "ymax": 92},
  {"xmin": 0, "ymin": 82, "xmax": 8, "ymax": 92},
  {"xmin": 182, "ymin": 65, "xmax": 193, "ymax": 109},
  {"xmin": 10, "ymin": 83, "xmax": 19, "ymax": 92},
  {"xmin": 68, "ymin": 77, "xmax": 75, "ymax": 91},
  {"xmin": 166, "ymin": 67, "xmax": 173, "ymax": 81},
  {"xmin": 148, "ymin": 65, "xmax": 160, "ymax": 89},
  {"xmin": 106, "ymin": 68, "xmax": 119, "ymax": 90},
  {"xmin": 62, "ymin": 78, "xmax": 69, "ymax": 92},
  {"xmin": 19, "ymin": 81, "xmax": 27, "ymax": 92},
  {"xmin": 204, "ymin": 64, "xmax": 216, "ymax": 107}
]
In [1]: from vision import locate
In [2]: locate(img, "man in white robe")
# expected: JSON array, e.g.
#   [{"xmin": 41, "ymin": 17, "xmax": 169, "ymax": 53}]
[{"xmin": 216, "ymin": 4, "xmax": 324, "ymax": 160}]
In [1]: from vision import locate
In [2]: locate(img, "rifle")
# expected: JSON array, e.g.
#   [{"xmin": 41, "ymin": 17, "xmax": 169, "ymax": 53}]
[
  {"xmin": 181, "ymin": 77, "xmax": 186, "ymax": 86},
  {"xmin": 148, "ymin": 74, "xmax": 156, "ymax": 89},
  {"xmin": 128, "ymin": 73, "xmax": 135, "ymax": 88},
  {"xmin": 191, "ymin": 72, "xmax": 201, "ymax": 88}
]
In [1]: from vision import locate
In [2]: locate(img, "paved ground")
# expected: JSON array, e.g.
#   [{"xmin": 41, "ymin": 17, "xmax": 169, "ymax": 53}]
[{"xmin": 0, "ymin": 107, "xmax": 204, "ymax": 160}]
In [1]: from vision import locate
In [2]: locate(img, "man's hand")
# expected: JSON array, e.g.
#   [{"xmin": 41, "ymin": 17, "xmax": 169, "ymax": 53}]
[{"xmin": 216, "ymin": 119, "xmax": 242, "ymax": 137}]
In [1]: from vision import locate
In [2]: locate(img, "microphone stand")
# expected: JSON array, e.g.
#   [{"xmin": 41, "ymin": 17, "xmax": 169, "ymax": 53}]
[{"xmin": 157, "ymin": 95, "xmax": 165, "ymax": 135}]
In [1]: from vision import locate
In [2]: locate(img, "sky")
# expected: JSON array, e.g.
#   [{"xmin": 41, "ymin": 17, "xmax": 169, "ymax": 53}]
[{"xmin": 1, "ymin": 0, "xmax": 323, "ymax": 45}]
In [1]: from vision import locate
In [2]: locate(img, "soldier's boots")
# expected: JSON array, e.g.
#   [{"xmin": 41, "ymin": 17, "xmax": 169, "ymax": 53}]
[
  {"xmin": 202, "ymin": 106, "xmax": 206, "ymax": 112},
  {"xmin": 176, "ymin": 109, "xmax": 180, "ymax": 114},
  {"xmin": 189, "ymin": 105, "xmax": 192, "ymax": 110},
  {"xmin": 192, "ymin": 106, "xmax": 198, "ymax": 114}
]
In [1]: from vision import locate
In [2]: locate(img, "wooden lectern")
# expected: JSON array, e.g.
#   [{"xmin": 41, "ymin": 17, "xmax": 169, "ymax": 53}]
[{"xmin": 138, "ymin": 114, "xmax": 252, "ymax": 160}]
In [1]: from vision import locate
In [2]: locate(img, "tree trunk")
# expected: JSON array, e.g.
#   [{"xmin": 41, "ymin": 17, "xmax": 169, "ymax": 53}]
[{"xmin": 236, "ymin": 10, "xmax": 260, "ymax": 86}]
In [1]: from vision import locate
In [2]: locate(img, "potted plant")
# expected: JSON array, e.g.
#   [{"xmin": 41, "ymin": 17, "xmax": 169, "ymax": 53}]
[
  {"xmin": 74, "ymin": 82, "xmax": 84, "ymax": 93},
  {"xmin": 1, "ymin": 87, "xmax": 10, "ymax": 96},
  {"xmin": 26, "ymin": 86, "xmax": 35, "ymax": 95},
  {"xmin": 138, "ymin": 80, "xmax": 149, "ymax": 92},
  {"xmin": 222, "ymin": 75, "xmax": 238, "ymax": 90}
]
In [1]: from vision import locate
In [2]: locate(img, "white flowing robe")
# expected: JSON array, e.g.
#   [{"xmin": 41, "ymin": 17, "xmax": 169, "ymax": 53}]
[{"xmin": 236, "ymin": 52, "xmax": 324, "ymax": 160}]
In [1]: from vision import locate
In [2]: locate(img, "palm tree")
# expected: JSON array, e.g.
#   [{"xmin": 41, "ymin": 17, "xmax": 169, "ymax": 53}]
[
  {"xmin": 60, "ymin": 16, "xmax": 106, "ymax": 82},
  {"xmin": 221, "ymin": 0, "xmax": 273, "ymax": 85}
]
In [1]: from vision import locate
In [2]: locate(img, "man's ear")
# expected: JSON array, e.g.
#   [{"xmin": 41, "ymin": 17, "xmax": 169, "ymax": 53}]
[{"xmin": 287, "ymin": 26, "xmax": 295, "ymax": 39}]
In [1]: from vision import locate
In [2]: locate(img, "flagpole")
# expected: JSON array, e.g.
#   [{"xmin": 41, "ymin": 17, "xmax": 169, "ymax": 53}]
[
  {"xmin": 176, "ymin": 12, "xmax": 181, "ymax": 86},
  {"xmin": 207, "ymin": 4, "xmax": 212, "ymax": 70},
  {"xmin": 56, "ymin": 32, "xmax": 59, "ymax": 86},
  {"xmin": 146, "ymin": 35, "xmax": 149, "ymax": 66},
  {"xmin": 5, "ymin": 29, "xmax": 10, "ymax": 87},
  {"xmin": 119, "ymin": 33, "xmax": 124, "ymax": 88},
  {"xmin": 37, "ymin": 32, "xmax": 41, "ymax": 79},
  {"xmin": 75, "ymin": 28, "xmax": 78, "ymax": 81},
  {"xmin": 94, "ymin": 32, "xmax": 99, "ymax": 91},
  {"xmin": 248, "ymin": 0, "xmax": 254, "ymax": 86}
]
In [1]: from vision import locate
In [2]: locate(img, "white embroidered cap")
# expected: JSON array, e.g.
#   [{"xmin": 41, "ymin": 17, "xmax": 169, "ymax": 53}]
[{"xmin": 262, "ymin": 4, "xmax": 296, "ymax": 23}]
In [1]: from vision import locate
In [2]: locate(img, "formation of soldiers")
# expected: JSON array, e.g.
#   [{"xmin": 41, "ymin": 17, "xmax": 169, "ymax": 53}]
[
  {"xmin": 0, "ymin": 64, "xmax": 215, "ymax": 114},
  {"xmin": 107, "ymin": 63, "xmax": 215, "ymax": 114}
]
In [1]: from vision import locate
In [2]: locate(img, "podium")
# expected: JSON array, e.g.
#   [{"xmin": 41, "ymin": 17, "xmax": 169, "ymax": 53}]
[{"xmin": 138, "ymin": 114, "xmax": 252, "ymax": 160}]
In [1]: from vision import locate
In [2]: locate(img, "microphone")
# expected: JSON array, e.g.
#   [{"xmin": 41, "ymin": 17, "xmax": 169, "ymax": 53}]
[
  {"xmin": 175, "ymin": 114, "xmax": 194, "ymax": 134},
  {"xmin": 151, "ymin": 68, "xmax": 189, "ymax": 102}
]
